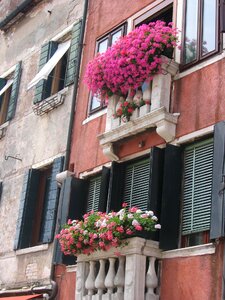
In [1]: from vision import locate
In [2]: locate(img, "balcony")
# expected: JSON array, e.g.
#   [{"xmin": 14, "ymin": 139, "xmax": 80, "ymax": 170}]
[
  {"xmin": 98, "ymin": 58, "xmax": 179, "ymax": 161},
  {"xmin": 75, "ymin": 237, "xmax": 162, "ymax": 300}
]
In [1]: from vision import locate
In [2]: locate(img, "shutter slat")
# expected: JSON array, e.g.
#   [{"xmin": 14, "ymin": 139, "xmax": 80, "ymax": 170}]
[
  {"xmin": 65, "ymin": 20, "xmax": 82, "ymax": 86},
  {"xmin": 40, "ymin": 156, "xmax": 64, "ymax": 243},
  {"xmin": 87, "ymin": 175, "xmax": 102, "ymax": 212},
  {"xmin": 6, "ymin": 62, "xmax": 22, "ymax": 121},
  {"xmin": 182, "ymin": 139, "xmax": 213, "ymax": 235}
]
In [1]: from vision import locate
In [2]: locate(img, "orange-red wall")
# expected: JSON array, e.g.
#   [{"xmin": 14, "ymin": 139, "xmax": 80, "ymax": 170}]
[
  {"xmin": 160, "ymin": 241, "xmax": 224, "ymax": 300},
  {"xmin": 68, "ymin": 0, "xmax": 225, "ymax": 299},
  {"xmin": 54, "ymin": 265, "xmax": 76, "ymax": 300}
]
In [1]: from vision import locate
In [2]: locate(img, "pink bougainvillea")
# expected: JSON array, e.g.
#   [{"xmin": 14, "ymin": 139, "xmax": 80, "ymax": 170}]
[
  {"xmin": 85, "ymin": 21, "xmax": 179, "ymax": 99},
  {"xmin": 56, "ymin": 204, "xmax": 160, "ymax": 256}
]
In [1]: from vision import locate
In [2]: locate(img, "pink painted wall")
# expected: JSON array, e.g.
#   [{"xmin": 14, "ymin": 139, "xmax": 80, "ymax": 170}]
[{"xmin": 160, "ymin": 242, "xmax": 224, "ymax": 300}]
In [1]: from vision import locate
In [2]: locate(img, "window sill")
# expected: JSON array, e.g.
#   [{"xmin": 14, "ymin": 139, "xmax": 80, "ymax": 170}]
[
  {"xmin": 83, "ymin": 108, "xmax": 107, "ymax": 125},
  {"xmin": 98, "ymin": 106, "xmax": 179, "ymax": 161},
  {"xmin": 0, "ymin": 121, "xmax": 9, "ymax": 139},
  {"xmin": 32, "ymin": 87, "xmax": 68, "ymax": 116},
  {"xmin": 162, "ymin": 243, "xmax": 216, "ymax": 259},
  {"xmin": 16, "ymin": 244, "xmax": 49, "ymax": 256}
]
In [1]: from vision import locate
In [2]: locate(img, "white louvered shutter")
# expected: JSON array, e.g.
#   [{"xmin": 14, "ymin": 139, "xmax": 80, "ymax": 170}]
[
  {"xmin": 182, "ymin": 139, "xmax": 214, "ymax": 235},
  {"xmin": 123, "ymin": 158, "xmax": 150, "ymax": 211},
  {"xmin": 87, "ymin": 175, "xmax": 101, "ymax": 212}
]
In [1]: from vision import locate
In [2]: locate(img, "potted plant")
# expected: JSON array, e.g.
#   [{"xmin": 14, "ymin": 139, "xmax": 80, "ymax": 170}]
[
  {"xmin": 84, "ymin": 20, "xmax": 179, "ymax": 112},
  {"xmin": 56, "ymin": 203, "xmax": 161, "ymax": 256}
]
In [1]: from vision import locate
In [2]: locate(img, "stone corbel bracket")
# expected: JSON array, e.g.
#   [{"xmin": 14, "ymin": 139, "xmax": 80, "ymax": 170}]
[{"xmin": 98, "ymin": 107, "xmax": 180, "ymax": 161}]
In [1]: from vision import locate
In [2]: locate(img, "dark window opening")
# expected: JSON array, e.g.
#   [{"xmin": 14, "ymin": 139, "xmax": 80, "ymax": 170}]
[
  {"xmin": 0, "ymin": 85, "xmax": 12, "ymax": 125},
  {"xmin": 45, "ymin": 52, "xmax": 69, "ymax": 99},
  {"xmin": 31, "ymin": 166, "xmax": 52, "ymax": 246},
  {"xmin": 137, "ymin": 5, "xmax": 173, "ymax": 27}
]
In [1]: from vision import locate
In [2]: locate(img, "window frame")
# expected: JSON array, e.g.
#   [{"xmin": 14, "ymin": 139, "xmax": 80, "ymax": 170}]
[
  {"xmin": 89, "ymin": 23, "xmax": 127, "ymax": 115},
  {"xmin": 181, "ymin": 0, "xmax": 220, "ymax": 69}
]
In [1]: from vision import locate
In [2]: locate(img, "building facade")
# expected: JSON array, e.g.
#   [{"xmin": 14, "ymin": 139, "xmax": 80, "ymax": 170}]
[
  {"xmin": 0, "ymin": 0, "xmax": 85, "ymax": 298},
  {"xmin": 56, "ymin": 0, "xmax": 225, "ymax": 299}
]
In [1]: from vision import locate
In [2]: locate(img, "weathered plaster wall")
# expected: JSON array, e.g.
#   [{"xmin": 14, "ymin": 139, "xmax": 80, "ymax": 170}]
[
  {"xmin": 160, "ymin": 242, "xmax": 224, "ymax": 300},
  {"xmin": 0, "ymin": 0, "xmax": 84, "ymax": 289}
]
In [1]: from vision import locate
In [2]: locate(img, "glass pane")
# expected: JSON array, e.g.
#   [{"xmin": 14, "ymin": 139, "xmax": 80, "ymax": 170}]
[
  {"xmin": 111, "ymin": 29, "xmax": 122, "ymax": 45},
  {"xmin": 202, "ymin": 0, "xmax": 216, "ymax": 56},
  {"xmin": 91, "ymin": 95, "xmax": 101, "ymax": 111},
  {"xmin": 184, "ymin": 0, "xmax": 198, "ymax": 64},
  {"xmin": 98, "ymin": 39, "xmax": 108, "ymax": 53}
]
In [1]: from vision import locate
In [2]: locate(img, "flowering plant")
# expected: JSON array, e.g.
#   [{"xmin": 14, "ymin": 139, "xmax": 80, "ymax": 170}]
[
  {"xmin": 56, "ymin": 204, "xmax": 161, "ymax": 256},
  {"xmin": 85, "ymin": 21, "xmax": 179, "ymax": 100},
  {"xmin": 115, "ymin": 100, "xmax": 138, "ymax": 121}
]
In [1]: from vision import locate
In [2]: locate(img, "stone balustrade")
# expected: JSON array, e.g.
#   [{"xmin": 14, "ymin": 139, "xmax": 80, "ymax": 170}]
[{"xmin": 75, "ymin": 237, "xmax": 162, "ymax": 300}]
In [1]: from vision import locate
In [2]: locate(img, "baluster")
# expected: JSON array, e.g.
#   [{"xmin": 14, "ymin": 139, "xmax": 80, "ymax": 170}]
[
  {"xmin": 145, "ymin": 257, "xmax": 159, "ymax": 300},
  {"xmin": 114, "ymin": 256, "xmax": 125, "ymax": 300},
  {"xmin": 85, "ymin": 260, "xmax": 96, "ymax": 299},
  {"xmin": 106, "ymin": 94, "xmax": 120, "ymax": 131},
  {"xmin": 126, "ymin": 88, "xmax": 135, "ymax": 103},
  {"xmin": 95, "ymin": 259, "xmax": 106, "ymax": 298},
  {"xmin": 105, "ymin": 258, "xmax": 116, "ymax": 296}
]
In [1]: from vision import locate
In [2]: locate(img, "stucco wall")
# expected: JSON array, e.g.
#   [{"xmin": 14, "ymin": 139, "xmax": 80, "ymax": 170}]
[
  {"xmin": 0, "ymin": 0, "xmax": 84, "ymax": 289},
  {"xmin": 69, "ymin": 0, "xmax": 163, "ymax": 175},
  {"xmin": 160, "ymin": 242, "xmax": 224, "ymax": 300}
]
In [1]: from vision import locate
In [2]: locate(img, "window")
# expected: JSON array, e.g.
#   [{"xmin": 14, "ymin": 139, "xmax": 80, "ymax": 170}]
[
  {"xmin": 27, "ymin": 21, "xmax": 82, "ymax": 104},
  {"xmin": 14, "ymin": 156, "xmax": 64, "ymax": 250},
  {"xmin": 181, "ymin": 139, "xmax": 213, "ymax": 247},
  {"xmin": 182, "ymin": 0, "xmax": 219, "ymax": 66},
  {"xmin": 0, "ymin": 62, "xmax": 22, "ymax": 125},
  {"xmin": 89, "ymin": 24, "xmax": 127, "ymax": 113}
]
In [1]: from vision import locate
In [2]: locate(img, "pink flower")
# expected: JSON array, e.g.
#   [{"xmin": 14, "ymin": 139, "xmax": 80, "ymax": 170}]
[
  {"xmin": 122, "ymin": 202, "xmax": 128, "ymax": 208},
  {"xmin": 135, "ymin": 225, "xmax": 143, "ymax": 231}
]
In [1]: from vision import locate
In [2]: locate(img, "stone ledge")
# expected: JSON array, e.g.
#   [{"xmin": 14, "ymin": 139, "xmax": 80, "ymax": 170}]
[
  {"xmin": 16, "ymin": 244, "xmax": 49, "ymax": 256},
  {"xmin": 98, "ymin": 107, "xmax": 179, "ymax": 161},
  {"xmin": 162, "ymin": 243, "xmax": 216, "ymax": 259}
]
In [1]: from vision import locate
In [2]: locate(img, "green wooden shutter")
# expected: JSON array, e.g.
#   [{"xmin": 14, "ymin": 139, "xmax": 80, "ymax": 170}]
[
  {"xmin": 0, "ymin": 181, "xmax": 3, "ymax": 202},
  {"xmin": 159, "ymin": 144, "xmax": 182, "ymax": 250},
  {"xmin": 14, "ymin": 169, "xmax": 40, "ymax": 250},
  {"xmin": 149, "ymin": 147, "xmax": 164, "ymax": 214},
  {"xmin": 211, "ymin": 122, "xmax": 225, "ymax": 239},
  {"xmin": 6, "ymin": 61, "xmax": 22, "ymax": 121},
  {"xmin": 0, "ymin": 78, "xmax": 7, "ymax": 107},
  {"xmin": 182, "ymin": 139, "xmax": 213, "ymax": 235},
  {"xmin": 98, "ymin": 167, "xmax": 110, "ymax": 212},
  {"xmin": 54, "ymin": 176, "xmax": 89, "ymax": 264},
  {"xmin": 40, "ymin": 156, "xmax": 64, "ymax": 243},
  {"xmin": 65, "ymin": 20, "xmax": 82, "ymax": 86},
  {"xmin": 108, "ymin": 162, "xmax": 126, "ymax": 212},
  {"xmin": 33, "ymin": 41, "xmax": 58, "ymax": 104},
  {"xmin": 123, "ymin": 158, "xmax": 150, "ymax": 211},
  {"xmin": 87, "ymin": 175, "xmax": 101, "ymax": 212}
]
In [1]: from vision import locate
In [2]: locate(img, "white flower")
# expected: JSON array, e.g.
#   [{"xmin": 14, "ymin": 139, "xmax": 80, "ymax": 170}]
[
  {"xmin": 155, "ymin": 224, "xmax": 161, "ymax": 229},
  {"xmin": 132, "ymin": 219, "xmax": 140, "ymax": 226},
  {"xmin": 136, "ymin": 209, "xmax": 142, "ymax": 213},
  {"xmin": 117, "ymin": 209, "xmax": 125, "ymax": 220},
  {"xmin": 151, "ymin": 216, "xmax": 158, "ymax": 221},
  {"xmin": 83, "ymin": 230, "xmax": 88, "ymax": 235},
  {"xmin": 145, "ymin": 210, "xmax": 154, "ymax": 217},
  {"xmin": 128, "ymin": 213, "xmax": 134, "ymax": 219}
]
